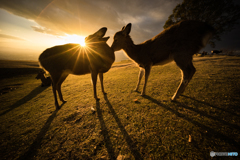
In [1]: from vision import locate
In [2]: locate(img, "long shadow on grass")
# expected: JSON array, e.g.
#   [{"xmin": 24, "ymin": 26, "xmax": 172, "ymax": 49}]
[
  {"xmin": 17, "ymin": 106, "xmax": 63, "ymax": 160},
  {"xmin": 104, "ymin": 95, "xmax": 143, "ymax": 160},
  {"xmin": 143, "ymin": 95, "xmax": 240, "ymax": 150},
  {"xmin": 0, "ymin": 85, "xmax": 49, "ymax": 116},
  {"xmin": 181, "ymin": 95, "xmax": 240, "ymax": 118},
  {"xmin": 95, "ymin": 101, "xmax": 116, "ymax": 160},
  {"xmin": 178, "ymin": 96, "xmax": 240, "ymax": 131}
]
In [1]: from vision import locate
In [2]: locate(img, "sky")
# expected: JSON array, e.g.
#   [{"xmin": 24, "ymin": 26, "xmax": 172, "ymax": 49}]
[{"xmin": 0, "ymin": 0, "xmax": 239, "ymax": 61}]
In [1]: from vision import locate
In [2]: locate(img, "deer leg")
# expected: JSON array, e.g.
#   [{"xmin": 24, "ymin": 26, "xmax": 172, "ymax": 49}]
[
  {"xmin": 134, "ymin": 68, "xmax": 144, "ymax": 91},
  {"xmin": 50, "ymin": 73, "xmax": 64, "ymax": 109},
  {"xmin": 56, "ymin": 74, "xmax": 68, "ymax": 103},
  {"xmin": 91, "ymin": 71, "xmax": 99, "ymax": 101},
  {"xmin": 141, "ymin": 65, "xmax": 152, "ymax": 96},
  {"xmin": 181, "ymin": 62, "xmax": 196, "ymax": 94},
  {"xmin": 99, "ymin": 73, "xmax": 106, "ymax": 95},
  {"xmin": 172, "ymin": 61, "xmax": 195, "ymax": 101},
  {"xmin": 51, "ymin": 82, "xmax": 60, "ymax": 109},
  {"xmin": 171, "ymin": 70, "xmax": 188, "ymax": 101}
]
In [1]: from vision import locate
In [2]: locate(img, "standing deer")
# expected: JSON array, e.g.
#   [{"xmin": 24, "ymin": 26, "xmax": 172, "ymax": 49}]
[
  {"xmin": 39, "ymin": 27, "xmax": 115, "ymax": 109},
  {"xmin": 35, "ymin": 70, "xmax": 52, "ymax": 87},
  {"xmin": 111, "ymin": 20, "xmax": 214, "ymax": 101}
]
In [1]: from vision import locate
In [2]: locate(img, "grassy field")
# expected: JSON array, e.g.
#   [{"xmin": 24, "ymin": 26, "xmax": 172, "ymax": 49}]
[{"xmin": 0, "ymin": 56, "xmax": 239, "ymax": 159}]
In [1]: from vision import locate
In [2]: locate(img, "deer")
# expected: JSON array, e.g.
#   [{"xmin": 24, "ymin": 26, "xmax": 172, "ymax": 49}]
[
  {"xmin": 35, "ymin": 70, "xmax": 52, "ymax": 87},
  {"xmin": 39, "ymin": 27, "xmax": 115, "ymax": 109},
  {"xmin": 111, "ymin": 20, "xmax": 214, "ymax": 101}
]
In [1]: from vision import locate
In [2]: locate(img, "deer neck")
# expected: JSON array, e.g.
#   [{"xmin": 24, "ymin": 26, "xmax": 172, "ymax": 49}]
[{"xmin": 122, "ymin": 37, "xmax": 141, "ymax": 61}]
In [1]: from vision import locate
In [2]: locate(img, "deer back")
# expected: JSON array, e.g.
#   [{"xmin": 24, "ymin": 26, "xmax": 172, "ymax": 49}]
[
  {"xmin": 39, "ymin": 42, "xmax": 114, "ymax": 75},
  {"xmin": 145, "ymin": 20, "xmax": 214, "ymax": 60}
]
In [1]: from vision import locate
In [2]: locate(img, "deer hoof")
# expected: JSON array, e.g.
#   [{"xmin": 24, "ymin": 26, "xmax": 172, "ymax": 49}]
[
  {"xmin": 103, "ymin": 92, "xmax": 107, "ymax": 95},
  {"xmin": 171, "ymin": 97, "xmax": 177, "ymax": 102},
  {"xmin": 61, "ymin": 100, "xmax": 67, "ymax": 103}
]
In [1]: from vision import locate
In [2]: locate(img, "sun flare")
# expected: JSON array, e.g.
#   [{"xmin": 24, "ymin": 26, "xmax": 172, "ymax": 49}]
[{"xmin": 61, "ymin": 34, "xmax": 86, "ymax": 46}]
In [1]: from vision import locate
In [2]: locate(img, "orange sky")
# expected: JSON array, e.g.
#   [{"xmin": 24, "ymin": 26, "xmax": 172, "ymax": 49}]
[
  {"xmin": 0, "ymin": 0, "xmax": 239, "ymax": 61},
  {"xmin": 0, "ymin": 0, "xmax": 179, "ymax": 61},
  {"xmin": 0, "ymin": 8, "xmax": 96, "ymax": 60}
]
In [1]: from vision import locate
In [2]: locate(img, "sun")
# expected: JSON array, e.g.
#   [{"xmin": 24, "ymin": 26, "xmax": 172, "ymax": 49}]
[{"xmin": 62, "ymin": 34, "xmax": 86, "ymax": 46}]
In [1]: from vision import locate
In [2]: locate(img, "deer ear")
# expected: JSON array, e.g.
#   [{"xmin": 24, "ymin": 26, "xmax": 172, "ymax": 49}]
[
  {"xmin": 122, "ymin": 23, "xmax": 131, "ymax": 36},
  {"xmin": 101, "ymin": 36, "xmax": 110, "ymax": 42},
  {"xmin": 121, "ymin": 26, "xmax": 125, "ymax": 31},
  {"xmin": 94, "ymin": 27, "xmax": 107, "ymax": 37}
]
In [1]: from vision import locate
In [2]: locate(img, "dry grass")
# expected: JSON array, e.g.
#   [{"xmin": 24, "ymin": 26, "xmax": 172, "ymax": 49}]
[{"xmin": 0, "ymin": 56, "xmax": 239, "ymax": 159}]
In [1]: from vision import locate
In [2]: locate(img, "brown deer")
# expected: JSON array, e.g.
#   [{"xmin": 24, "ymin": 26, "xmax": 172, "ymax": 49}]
[
  {"xmin": 35, "ymin": 70, "xmax": 52, "ymax": 87},
  {"xmin": 111, "ymin": 20, "xmax": 214, "ymax": 101},
  {"xmin": 39, "ymin": 27, "xmax": 115, "ymax": 109}
]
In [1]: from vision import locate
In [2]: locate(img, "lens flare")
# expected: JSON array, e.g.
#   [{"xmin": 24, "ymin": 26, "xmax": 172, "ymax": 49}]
[{"xmin": 61, "ymin": 34, "xmax": 86, "ymax": 46}]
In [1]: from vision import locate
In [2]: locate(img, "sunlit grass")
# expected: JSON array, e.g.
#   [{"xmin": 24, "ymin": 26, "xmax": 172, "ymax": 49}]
[{"xmin": 0, "ymin": 56, "xmax": 240, "ymax": 159}]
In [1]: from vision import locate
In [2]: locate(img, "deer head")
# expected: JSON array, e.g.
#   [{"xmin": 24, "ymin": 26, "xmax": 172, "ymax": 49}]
[
  {"xmin": 111, "ymin": 23, "xmax": 132, "ymax": 51},
  {"xmin": 35, "ymin": 70, "xmax": 45, "ymax": 79},
  {"xmin": 85, "ymin": 27, "xmax": 110, "ymax": 45}
]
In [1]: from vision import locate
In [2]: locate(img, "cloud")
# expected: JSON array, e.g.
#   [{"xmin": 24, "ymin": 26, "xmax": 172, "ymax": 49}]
[
  {"xmin": 0, "ymin": 0, "xmax": 180, "ymax": 40},
  {"xmin": 0, "ymin": 34, "xmax": 26, "ymax": 41},
  {"xmin": 31, "ymin": 26, "xmax": 60, "ymax": 35},
  {"xmin": 1, "ymin": 0, "xmax": 240, "ymax": 60}
]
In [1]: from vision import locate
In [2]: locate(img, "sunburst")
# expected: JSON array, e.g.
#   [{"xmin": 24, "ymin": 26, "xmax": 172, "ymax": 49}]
[{"xmin": 62, "ymin": 34, "xmax": 86, "ymax": 46}]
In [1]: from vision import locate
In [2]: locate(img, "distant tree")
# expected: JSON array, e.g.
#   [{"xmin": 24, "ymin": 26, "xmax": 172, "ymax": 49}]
[{"xmin": 163, "ymin": 0, "xmax": 240, "ymax": 47}]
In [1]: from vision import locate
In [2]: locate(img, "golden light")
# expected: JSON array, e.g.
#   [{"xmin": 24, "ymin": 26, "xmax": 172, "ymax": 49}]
[{"xmin": 61, "ymin": 34, "xmax": 86, "ymax": 46}]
